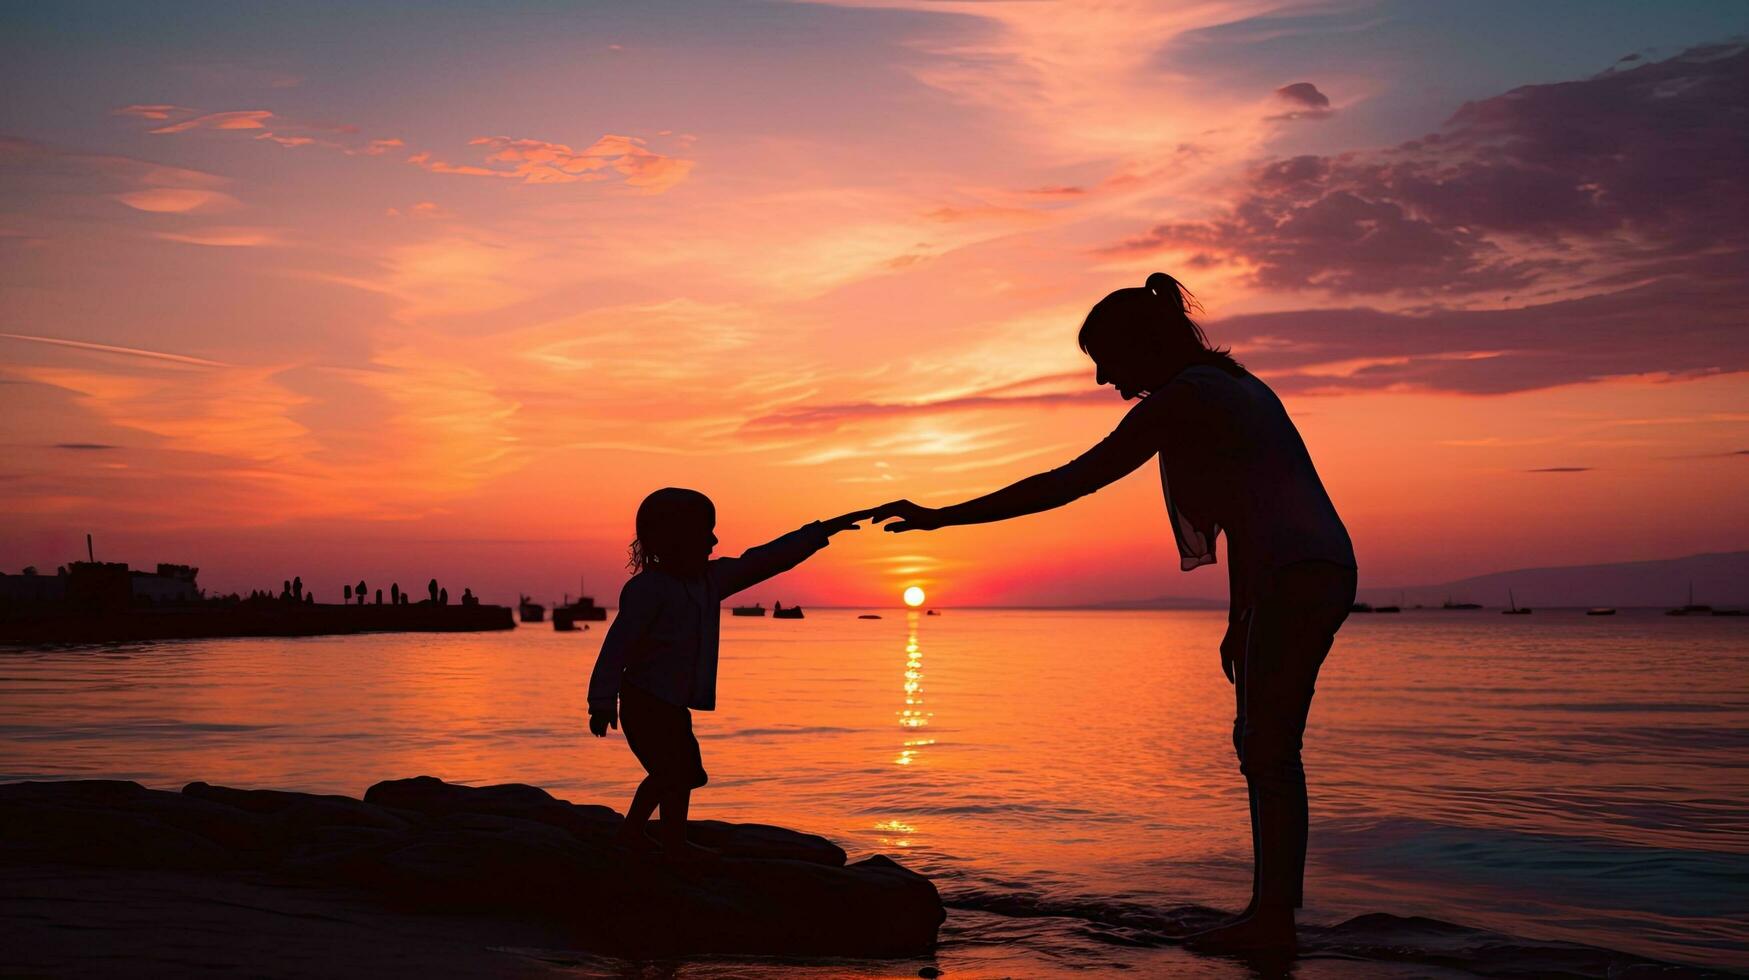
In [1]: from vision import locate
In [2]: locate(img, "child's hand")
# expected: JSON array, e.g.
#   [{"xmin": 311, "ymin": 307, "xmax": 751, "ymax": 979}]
[
  {"xmin": 819, "ymin": 509, "xmax": 876, "ymax": 536},
  {"xmin": 589, "ymin": 708, "xmax": 618, "ymax": 737}
]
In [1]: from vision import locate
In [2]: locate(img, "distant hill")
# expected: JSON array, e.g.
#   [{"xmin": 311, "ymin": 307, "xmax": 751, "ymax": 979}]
[{"xmin": 1360, "ymin": 551, "xmax": 1749, "ymax": 609}]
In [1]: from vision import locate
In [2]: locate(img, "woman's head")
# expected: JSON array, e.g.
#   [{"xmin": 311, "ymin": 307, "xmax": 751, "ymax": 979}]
[
  {"xmin": 1077, "ymin": 272, "xmax": 1243, "ymax": 399},
  {"xmin": 628, "ymin": 487, "xmax": 717, "ymax": 576}
]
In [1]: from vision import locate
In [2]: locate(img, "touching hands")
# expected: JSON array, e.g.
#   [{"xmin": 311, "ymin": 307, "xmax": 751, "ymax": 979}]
[
  {"xmin": 589, "ymin": 708, "xmax": 618, "ymax": 737},
  {"xmin": 864, "ymin": 499, "xmax": 944, "ymax": 533}
]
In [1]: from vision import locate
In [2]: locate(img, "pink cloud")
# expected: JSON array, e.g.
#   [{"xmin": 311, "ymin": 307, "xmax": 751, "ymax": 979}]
[
  {"xmin": 150, "ymin": 110, "xmax": 275, "ymax": 134},
  {"xmin": 114, "ymin": 104, "xmax": 188, "ymax": 121},
  {"xmin": 254, "ymin": 133, "xmax": 317, "ymax": 148},
  {"xmin": 412, "ymin": 134, "xmax": 694, "ymax": 192},
  {"xmin": 114, "ymin": 188, "xmax": 240, "ymax": 213}
]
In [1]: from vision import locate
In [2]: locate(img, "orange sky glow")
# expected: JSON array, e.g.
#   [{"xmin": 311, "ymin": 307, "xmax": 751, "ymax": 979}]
[{"xmin": 2, "ymin": 1, "xmax": 1745, "ymax": 606}]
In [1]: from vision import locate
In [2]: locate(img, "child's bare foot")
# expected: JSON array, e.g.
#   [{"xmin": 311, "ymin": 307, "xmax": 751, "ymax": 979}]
[
  {"xmin": 614, "ymin": 825, "xmax": 661, "ymax": 854},
  {"xmin": 661, "ymin": 839, "xmax": 722, "ymax": 865}
]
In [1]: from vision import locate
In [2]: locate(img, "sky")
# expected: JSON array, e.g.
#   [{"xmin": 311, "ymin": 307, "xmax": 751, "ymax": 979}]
[{"xmin": 2, "ymin": 0, "xmax": 1746, "ymax": 607}]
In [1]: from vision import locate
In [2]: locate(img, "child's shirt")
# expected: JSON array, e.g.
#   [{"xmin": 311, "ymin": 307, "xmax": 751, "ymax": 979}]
[{"xmin": 587, "ymin": 522, "xmax": 831, "ymax": 713}]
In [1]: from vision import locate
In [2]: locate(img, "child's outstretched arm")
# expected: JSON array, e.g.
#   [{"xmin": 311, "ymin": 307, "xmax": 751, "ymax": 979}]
[
  {"xmin": 709, "ymin": 509, "xmax": 870, "ymax": 599},
  {"xmin": 586, "ymin": 575, "xmax": 662, "ymax": 736}
]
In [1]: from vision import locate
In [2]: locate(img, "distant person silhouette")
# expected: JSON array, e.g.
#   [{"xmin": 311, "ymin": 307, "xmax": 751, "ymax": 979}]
[
  {"xmin": 867, "ymin": 272, "xmax": 1356, "ymax": 953},
  {"xmin": 587, "ymin": 487, "xmax": 869, "ymax": 861}
]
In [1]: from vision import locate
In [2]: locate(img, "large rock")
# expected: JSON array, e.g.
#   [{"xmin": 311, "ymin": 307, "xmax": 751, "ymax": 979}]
[{"xmin": 0, "ymin": 776, "xmax": 945, "ymax": 958}]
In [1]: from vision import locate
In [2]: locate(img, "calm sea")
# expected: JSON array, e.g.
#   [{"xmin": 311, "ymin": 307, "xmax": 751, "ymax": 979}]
[{"xmin": 2, "ymin": 609, "xmax": 1745, "ymax": 976}]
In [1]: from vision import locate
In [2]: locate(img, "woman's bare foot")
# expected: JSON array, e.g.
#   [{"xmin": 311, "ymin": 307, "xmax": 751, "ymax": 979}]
[
  {"xmin": 1182, "ymin": 906, "xmax": 1296, "ymax": 953},
  {"xmin": 613, "ymin": 825, "xmax": 661, "ymax": 854}
]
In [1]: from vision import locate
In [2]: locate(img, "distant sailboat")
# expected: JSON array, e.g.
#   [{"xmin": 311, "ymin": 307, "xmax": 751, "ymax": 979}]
[
  {"xmin": 1502, "ymin": 589, "xmax": 1531, "ymax": 615},
  {"xmin": 553, "ymin": 579, "xmax": 607, "ymax": 631},
  {"xmin": 1666, "ymin": 581, "xmax": 1713, "ymax": 616}
]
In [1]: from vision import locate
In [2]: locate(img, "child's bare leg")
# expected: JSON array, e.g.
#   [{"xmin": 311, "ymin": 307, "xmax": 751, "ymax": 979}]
[
  {"xmin": 615, "ymin": 777, "xmax": 662, "ymax": 852},
  {"xmin": 658, "ymin": 786, "xmax": 718, "ymax": 862}
]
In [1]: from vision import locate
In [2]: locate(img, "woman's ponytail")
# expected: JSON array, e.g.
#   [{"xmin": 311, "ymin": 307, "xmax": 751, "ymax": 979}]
[
  {"xmin": 1078, "ymin": 272, "xmax": 1242, "ymax": 377},
  {"xmin": 1145, "ymin": 271, "xmax": 1200, "ymax": 318}
]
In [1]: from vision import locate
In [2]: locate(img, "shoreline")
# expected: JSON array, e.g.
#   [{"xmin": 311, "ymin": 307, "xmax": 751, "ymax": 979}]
[{"xmin": 0, "ymin": 602, "xmax": 515, "ymax": 645}]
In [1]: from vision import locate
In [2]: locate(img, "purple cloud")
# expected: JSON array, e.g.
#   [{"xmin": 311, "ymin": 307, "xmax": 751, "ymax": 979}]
[
  {"xmin": 1104, "ymin": 43, "xmax": 1749, "ymax": 296},
  {"xmin": 1269, "ymin": 82, "xmax": 1333, "ymax": 121},
  {"xmin": 1226, "ymin": 250, "xmax": 1747, "ymax": 395}
]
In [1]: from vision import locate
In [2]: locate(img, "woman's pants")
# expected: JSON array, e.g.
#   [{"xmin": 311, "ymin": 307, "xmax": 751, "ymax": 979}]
[{"xmin": 1233, "ymin": 560, "xmax": 1356, "ymax": 911}]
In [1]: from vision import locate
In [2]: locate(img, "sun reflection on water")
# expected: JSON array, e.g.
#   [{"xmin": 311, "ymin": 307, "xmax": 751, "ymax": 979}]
[
  {"xmin": 896, "ymin": 611, "xmax": 932, "ymax": 748},
  {"xmin": 880, "ymin": 612, "xmax": 936, "ymax": 848}
]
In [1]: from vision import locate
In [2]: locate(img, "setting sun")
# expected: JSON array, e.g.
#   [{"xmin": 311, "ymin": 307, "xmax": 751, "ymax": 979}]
[{"xmin": 903, "ymin": 586, "xmax": 926, "ymax": 608}]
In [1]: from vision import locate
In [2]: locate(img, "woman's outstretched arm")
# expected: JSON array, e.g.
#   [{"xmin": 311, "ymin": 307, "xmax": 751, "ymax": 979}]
[{"xmin": 869, "ymin": 384, "xmax": 1188, "ymax": 532}]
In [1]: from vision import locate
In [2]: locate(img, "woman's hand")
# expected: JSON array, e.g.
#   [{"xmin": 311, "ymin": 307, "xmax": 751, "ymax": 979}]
[
  {"xmin": 589, "ymin": 708, "xmax": 618, "ymax": 737},
  {"xmin": 866, "ymin": 499, "xmax": 944, "ymax": 533}
]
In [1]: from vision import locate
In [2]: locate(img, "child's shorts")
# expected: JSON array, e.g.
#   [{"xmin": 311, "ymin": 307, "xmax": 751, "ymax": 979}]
[{"xmin": 620, "ymin": 683, "xmax": 708, "ymax": 790}]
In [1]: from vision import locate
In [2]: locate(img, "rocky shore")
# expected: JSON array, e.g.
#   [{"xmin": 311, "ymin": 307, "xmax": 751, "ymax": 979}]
[{"xmin": 0, "ymin": 776, "xmax": 945, "ymax": 974}]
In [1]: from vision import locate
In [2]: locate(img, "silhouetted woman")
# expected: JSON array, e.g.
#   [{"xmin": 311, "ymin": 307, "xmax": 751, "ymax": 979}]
[{"xmin": 868, "ymin": 272, "xmax": 1355, "ymax": 953}]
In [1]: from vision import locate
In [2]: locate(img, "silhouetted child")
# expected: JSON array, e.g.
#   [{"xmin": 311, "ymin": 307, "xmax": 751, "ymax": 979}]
[{"xmin": 587, "ymin": 487, "xmax": 866, "ymax": 861}]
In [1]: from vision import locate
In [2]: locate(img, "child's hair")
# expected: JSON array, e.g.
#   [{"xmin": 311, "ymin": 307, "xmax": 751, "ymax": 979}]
[
  {"xmin": 1077, "ymin": 272, "xmax": 1244, "ymax": 376},
  {"xmin": 627, "ymin": 487, "xmax": 716, "ymax": 573}
]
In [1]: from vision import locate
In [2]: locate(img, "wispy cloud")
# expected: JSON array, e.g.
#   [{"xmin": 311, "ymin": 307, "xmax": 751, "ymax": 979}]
[
  {"xmin": 153, "ymin": 226, "xmax": 282, "ymax": 247},
  {"xmin": 0, "ymin": 333, "xmax": 229, "ymax": 368},
  {"xmin": 412, "ymin": 134, "xmax": 694, "ymax": 192},
  {"xmin": 151, "ymin": 109, "xmax": 275, "ymax": 134}
]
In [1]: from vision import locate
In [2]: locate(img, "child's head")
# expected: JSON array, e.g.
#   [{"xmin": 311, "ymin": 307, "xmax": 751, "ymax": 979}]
[{"xmin": 628, "ymin": 487, "xmax": 718, "ymax": 576}]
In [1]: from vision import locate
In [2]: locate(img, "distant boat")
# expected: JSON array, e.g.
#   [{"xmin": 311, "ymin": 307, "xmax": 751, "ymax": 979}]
[
  {"xmin": 1587, "ymin": 607, "xmax": 1617, "ymax": 616},
  {"xmin": 731, "ymin": 603, "xmax": 766, "ymax": 617},
  {"xmin": 858, "ymin": 614, "xmax": 882, "ymax": 620},
  {"xmin": 553, "ymin": 585, "xmax": 606, "ymax": 631},
  {"xmin": 1502, "ymin": 589, "xmax": 1531, "ymax": 615},
  {"xmin": 925, "ymin": 609, "xmax": 940, "ymax": 616},
  {"xmin": 1714, "ymin": 609, "xmax": 1747, "ymax": 617},
  {"xmin": 1666, "ymin": 581, "xmax": 1713, "ymax": 616},
  {"xmin": 772, "ymin": 602, "xmax": 803, "ymax": 620},
  {"xmin": 1351, "ymin": 601, "xmax": 1375, "ymax": 613},
  {"xmin": 1443, "ymin": 597, "xmax": 1483, "ymax": 610},
  {"xmin": 1372, "ymin": 605, "xmax": 1401, "ymax": 613},
  {"xmin": 518, "ymin": 595, "xmax": 545, "ymax": 623}
]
